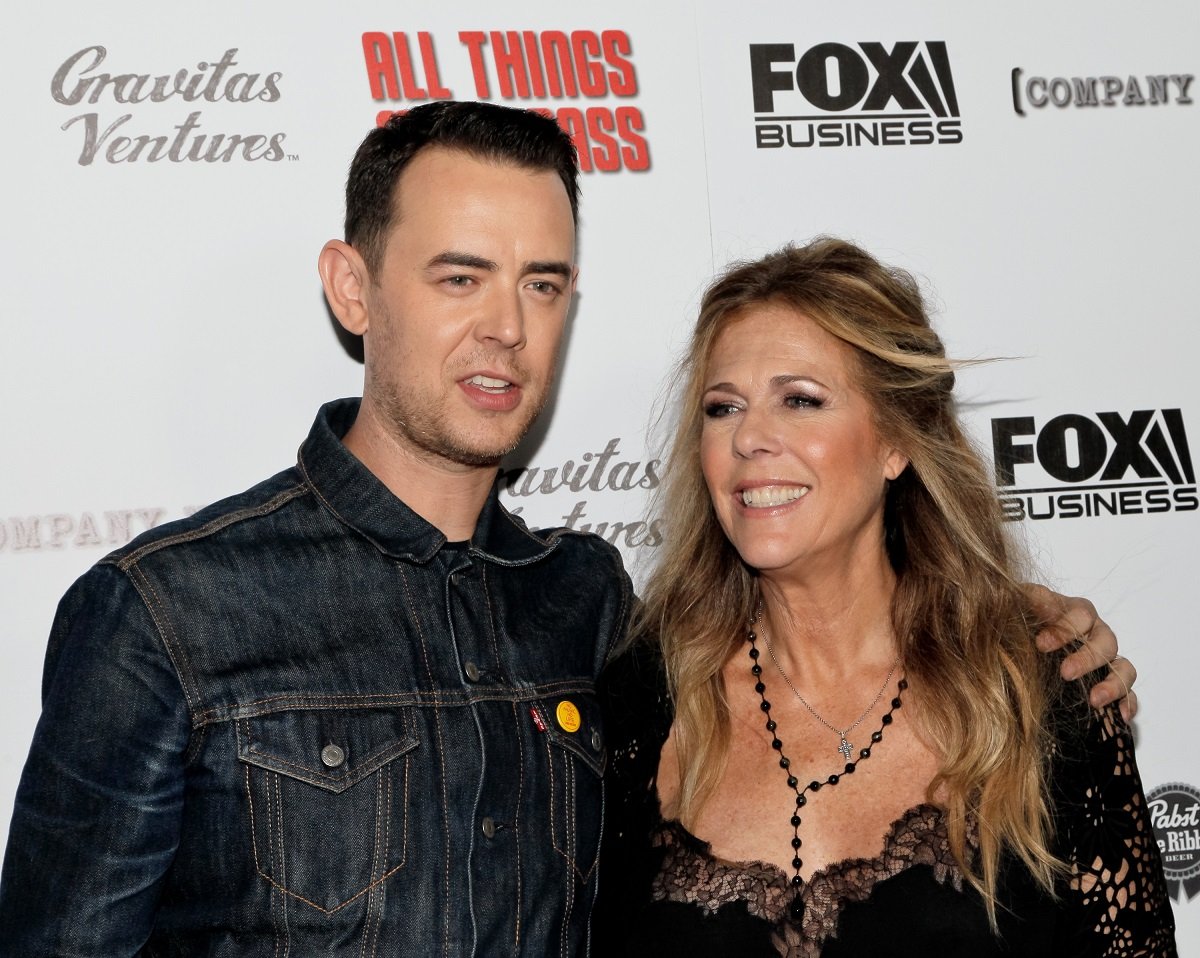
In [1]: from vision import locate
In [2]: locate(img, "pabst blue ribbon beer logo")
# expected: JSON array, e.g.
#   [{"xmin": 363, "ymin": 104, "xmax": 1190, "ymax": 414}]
[
  {"xmin": 1148, "ymin": 782, "xmax": 1200, "ymax": 902},
  {"xmin": 750, "ymin": 40, "xmax": 963, "ymax": 149},
  {"xmin": 991, "ymin": 409, "xmax": 1198, "ymax": 521}
]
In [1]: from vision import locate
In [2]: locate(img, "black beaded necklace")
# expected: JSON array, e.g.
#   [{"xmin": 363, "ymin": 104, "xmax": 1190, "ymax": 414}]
[{"xmin": 745, "ymin": 613, "xmax": 907, "ymax": 919}]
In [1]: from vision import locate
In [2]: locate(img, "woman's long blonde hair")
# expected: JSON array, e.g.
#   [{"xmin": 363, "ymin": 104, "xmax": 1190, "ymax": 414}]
[{"xmin": 635, "ymin": 238, "xmax": 1062, "ymax": 920}]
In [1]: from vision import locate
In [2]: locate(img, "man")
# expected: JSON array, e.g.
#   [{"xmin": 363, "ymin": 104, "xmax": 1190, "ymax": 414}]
[
  {"xmin": 1, "ymin": 102, "xmax": 628, "ymax": 957},
  {"xmin": 0, "ymin": 102, "xmax": 1131, "ymax": 956}
]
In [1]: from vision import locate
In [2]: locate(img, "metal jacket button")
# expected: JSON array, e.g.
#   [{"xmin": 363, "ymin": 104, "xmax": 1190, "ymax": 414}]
[
  {"xmin": 321, "ymin": 744, "xmax": 345, "ymax": 768},
  {"xmin": 591, "ymin": 729, "xmax": 603, "ymax": 751},
  {"xmin": 481, "ymin": 816, "xmax": 497, "ymax": 839},
  {"xmin": 464, "ymin": 661, "xmax": 481, "ymax": 682}
]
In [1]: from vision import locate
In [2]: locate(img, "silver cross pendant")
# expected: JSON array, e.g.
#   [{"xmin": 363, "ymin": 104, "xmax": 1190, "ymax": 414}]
[{"xmin": 838, "ymin": 736, "xmax": 853, "ymax": 761}]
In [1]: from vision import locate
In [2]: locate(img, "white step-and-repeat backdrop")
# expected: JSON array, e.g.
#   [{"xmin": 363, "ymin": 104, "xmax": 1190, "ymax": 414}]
[{"xmin": 2, "ymin": 0, "xmax": 1196, "ymax": 947}]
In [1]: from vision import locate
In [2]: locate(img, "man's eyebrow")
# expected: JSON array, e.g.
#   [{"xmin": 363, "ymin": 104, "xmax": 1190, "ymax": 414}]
[
  {"xmin": 424, "ymin": 253, "xmax": 572, "ymax": 280},
  {"xmin": 426, "ymin": 251, "xmax": 498, "ymax": 271},
  {"xmin": 521, "ymin": 260, "xmax": 574, "ymax": 279}
]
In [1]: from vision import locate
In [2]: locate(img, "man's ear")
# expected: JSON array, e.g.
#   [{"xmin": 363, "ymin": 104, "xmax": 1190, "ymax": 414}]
[{"xmin": 318, "ymin": 240, "xmax": 372, "ymax": 336}]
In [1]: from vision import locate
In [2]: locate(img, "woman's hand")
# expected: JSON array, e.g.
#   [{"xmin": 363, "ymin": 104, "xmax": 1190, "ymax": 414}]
[{"xmin": 1025, "ymin": 583, "xmax": 1138, "ymax": 722}]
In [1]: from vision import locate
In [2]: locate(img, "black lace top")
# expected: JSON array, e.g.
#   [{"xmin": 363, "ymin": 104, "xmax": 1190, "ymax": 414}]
[{"xmin": 594, "ymin": 640, "xmax": 1177, "ymax": 957}]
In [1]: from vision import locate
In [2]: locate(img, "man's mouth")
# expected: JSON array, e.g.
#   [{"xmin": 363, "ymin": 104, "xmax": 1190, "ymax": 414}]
[
  {"xmin": 463, "ymin": 374, "xmax": 513, "ymax": 393},
  {"xmin": 740, "ymin": 486, "xmax": 809, "ymax": 508}
]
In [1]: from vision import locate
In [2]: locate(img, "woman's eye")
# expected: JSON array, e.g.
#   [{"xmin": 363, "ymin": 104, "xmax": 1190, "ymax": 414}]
[
  {"xmin": 703, "ymin": 401, "xmax": 738, "ymax": 418},
  {"xmin": 785, "ymin": 393, "xmax": 822, "ymax": 409}
]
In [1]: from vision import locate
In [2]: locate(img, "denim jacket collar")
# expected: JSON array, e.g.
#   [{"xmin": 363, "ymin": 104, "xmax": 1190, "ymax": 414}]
[{"xmin": 297, "ymin": 397, "xmax": 557, "ymax": 566}]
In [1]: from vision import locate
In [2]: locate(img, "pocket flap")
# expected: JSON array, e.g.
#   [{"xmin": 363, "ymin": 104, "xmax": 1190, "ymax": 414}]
[
  {"xmin": 539, "ymin": 695, "xmax": 606, "ymax": 777},
  {"xmin": 238, "ymin": 709, "xmax": 419, "ymax": 794}
]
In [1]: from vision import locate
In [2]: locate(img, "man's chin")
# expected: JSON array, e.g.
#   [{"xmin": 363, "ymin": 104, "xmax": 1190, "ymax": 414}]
[
  {"xmin": 441, "ymin": 446, "xmax": 511, "ymax": 468},
  {"xmin": 376, "ymin": 394, "xmax": 542, "ymax": 469},
  {"xmin": 438, "ymin": 431, "xmax": 526, "ymax": 468}
]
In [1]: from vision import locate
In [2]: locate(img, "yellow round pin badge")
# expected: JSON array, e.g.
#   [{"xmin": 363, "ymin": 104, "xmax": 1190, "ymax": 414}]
[{"xmin": 556, "ymin": 699, "xmax": 581, "ymax": 733}]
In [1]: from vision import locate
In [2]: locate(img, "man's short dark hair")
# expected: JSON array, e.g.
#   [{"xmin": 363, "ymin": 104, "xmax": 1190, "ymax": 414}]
[{"xmin": 345, "ymin": 101, "xmax": 581, "ymax": 275}]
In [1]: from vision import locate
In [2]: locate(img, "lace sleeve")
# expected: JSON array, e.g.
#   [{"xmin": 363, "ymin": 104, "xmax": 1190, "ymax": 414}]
[{"xmin": 1051, "ymin": 701, "xmax": 1178, "ymax": 957}]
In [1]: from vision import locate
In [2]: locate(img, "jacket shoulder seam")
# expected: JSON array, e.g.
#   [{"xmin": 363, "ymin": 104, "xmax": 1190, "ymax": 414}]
[
  {"xmin": 103, "ymin": 562, "xmax": 206, "ymax": 735},
  {"xmin": 110, "ymin": 482, "xmax": 310, "ymax": 571}
]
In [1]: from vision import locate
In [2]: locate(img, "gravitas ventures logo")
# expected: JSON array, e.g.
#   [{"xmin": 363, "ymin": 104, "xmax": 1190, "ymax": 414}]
[
  {"xmin": 750, "ymin": 41, "xmax": 962, "ymax": 149},
  {"xmin": 991, "ymin": 409, "xmax": 1198, "ymax": 521},
  {"xmin": 51, "ymin": 46, "xmax": 288, "ymax": 166}
]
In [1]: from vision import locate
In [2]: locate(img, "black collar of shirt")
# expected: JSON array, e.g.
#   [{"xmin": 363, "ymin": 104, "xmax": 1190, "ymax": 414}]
[{"xmin": 297, "ymin": 397, "xmax": 558, "ymax": 566}]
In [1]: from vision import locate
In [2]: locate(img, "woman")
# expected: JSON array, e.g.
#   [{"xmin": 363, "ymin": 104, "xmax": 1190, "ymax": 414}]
[{"xmin": 598, "ymin": 239, "xmax": 1175, "ymax": 956}]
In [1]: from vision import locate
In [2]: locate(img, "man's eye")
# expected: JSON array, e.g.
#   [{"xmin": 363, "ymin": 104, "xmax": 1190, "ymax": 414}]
[
  {"xmin": 528, "ymin": 280, "xmax": 561, "ymax": 296},
  {"xmin": 445, "ymin": 275, "xmax": 474, "ymax": 287}
]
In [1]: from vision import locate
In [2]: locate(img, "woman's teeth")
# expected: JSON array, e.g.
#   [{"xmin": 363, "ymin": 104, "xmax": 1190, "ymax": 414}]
[{"xmin": 741, "ymin": 486, "xmax": 808, "ymax": 508}]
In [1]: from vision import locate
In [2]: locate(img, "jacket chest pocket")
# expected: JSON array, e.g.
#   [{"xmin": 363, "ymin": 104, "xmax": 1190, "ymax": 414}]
[
  {"xmin": 237, "ymin": 708, "xmax": 419, "ymax": 913},
  {"xmin": 537, "ymin": 694, "xmax": 606, "ymax": 885}
]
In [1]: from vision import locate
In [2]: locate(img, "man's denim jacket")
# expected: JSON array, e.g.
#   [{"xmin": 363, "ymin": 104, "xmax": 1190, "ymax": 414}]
[{"xmin": 0, "ymin": 398, "xmax": 633, "ymax": 957}]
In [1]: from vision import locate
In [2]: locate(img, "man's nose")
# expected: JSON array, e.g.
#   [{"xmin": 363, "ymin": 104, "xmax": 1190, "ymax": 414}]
[{"xmin": 475, "ymin": 288, "xmax": 526, "ymax": 349}]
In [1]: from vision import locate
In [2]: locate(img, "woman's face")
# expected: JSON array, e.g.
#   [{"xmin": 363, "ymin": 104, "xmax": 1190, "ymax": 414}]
[{"xmin": 699, "ymin": 304, "xmax": 907, "ymax": 578}]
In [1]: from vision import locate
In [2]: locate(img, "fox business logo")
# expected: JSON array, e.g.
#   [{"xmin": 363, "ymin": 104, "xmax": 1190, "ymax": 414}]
[
  {"xmin": 992, "ymin": 409, "xmax": 1197, "ymax": 521},
  {"xmin": 750, "ymin": 41, "xmax": 962, "ymax": 150}
]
